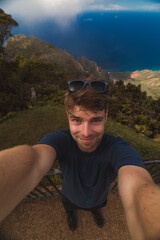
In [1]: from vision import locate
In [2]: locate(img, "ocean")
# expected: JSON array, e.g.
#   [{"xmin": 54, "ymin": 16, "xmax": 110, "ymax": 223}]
[{"xmin": 13, "ymin": 11, "xmax": 160, "ymax": 72}]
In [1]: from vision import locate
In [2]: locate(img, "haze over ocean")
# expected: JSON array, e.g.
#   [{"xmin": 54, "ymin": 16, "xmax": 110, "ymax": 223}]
[{"xmin": 13, "ymin": 11, "xmax": 160, "ymax": 72}]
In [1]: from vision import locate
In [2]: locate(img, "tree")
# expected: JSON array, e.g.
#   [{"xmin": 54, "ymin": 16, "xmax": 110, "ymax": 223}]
[{"xmin": 0, "ymin": 9, "xmax": 18, "ymax": 61}]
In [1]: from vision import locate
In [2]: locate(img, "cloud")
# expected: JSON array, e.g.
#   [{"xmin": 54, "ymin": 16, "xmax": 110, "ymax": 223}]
[
  {"xmin": 1, "ymin": 0, "xmax": 95, "ymax": 26},
  {"xmin": 83, "ymin": 18, "xmax": 93, "ymax": 22},
  {"xmin": 2, "ymin": 0, "xmax": 159, "ymax": 27},
  {"xmin": 88, "ymin": 3, "xmax": 129, "ymax": 11},
  {"xmin": 92, "ymin": 2, "xmax": 160, "ymax": 12},
  {"xmin": 136, "ymin": 3, "xmax": 160, "ymax": 11},
  {"xmin": 88, "ymin": 4, "xmax": 106, "ymax": 11},
  {"xmin": 106, "ymin": 4, "xmax": 129, "ymax": 11}
]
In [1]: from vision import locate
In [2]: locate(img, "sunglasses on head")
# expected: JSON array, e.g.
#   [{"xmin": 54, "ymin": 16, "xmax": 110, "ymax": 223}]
[{"xmin": 68, "ymin": 80, "xmax": 108, "ymax": 93}]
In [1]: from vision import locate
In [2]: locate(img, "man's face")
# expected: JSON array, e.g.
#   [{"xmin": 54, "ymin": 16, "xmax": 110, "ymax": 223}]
[{"xmin": 67, "ymin": 106, "xmax": 107, "ymax": 153}]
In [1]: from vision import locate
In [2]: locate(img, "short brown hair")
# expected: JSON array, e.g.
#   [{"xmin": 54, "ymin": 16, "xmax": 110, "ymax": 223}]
[{"xmin": 64, "ymin": 82, "xmax": 109, "ymax": 113}]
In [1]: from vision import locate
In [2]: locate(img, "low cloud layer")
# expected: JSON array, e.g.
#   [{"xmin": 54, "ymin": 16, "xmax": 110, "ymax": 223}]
[
  {"xmin": 88, "ymin": 3, "xmax": 129, "ymax": 11},
  {"xmin": 1, "ymin": 0, "xmax": 95, "ymax": 26},
  {"xmin": 1, "ymin": 0, "xmax": 160, "ymax": 27},
  {"xmin": 137, "ymin": 3, "xmax": 160, "ymax": 10}
]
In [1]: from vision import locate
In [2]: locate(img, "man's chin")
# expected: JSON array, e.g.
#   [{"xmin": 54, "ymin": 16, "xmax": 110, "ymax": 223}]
[{"xmin": 78, "ymin": 142, "xmax": 96, "ymax": 152}]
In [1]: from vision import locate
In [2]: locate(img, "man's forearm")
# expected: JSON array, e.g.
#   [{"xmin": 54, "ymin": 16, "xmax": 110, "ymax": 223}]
[
  {"xmin": 136, "ymin": 183, "xmax": 160, "ymax": 240},
  {"xmin": 0, "ymin": 145, "xmax": 44, "ymax": 222},
  {"xmin": 125, "ymin": 183, "xmax": 160, "ymax": 240}
]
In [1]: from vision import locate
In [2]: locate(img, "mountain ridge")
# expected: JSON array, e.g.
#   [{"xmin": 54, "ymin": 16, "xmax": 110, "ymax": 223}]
[{"xmin": 4, "ymin": 34, "xmax": 109, "ymax": 82}]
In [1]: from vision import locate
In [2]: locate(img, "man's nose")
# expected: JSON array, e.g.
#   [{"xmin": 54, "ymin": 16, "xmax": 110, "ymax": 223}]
[{"xmin": 82, "ymin": 122, "xmax": 92, "ymax": 137}]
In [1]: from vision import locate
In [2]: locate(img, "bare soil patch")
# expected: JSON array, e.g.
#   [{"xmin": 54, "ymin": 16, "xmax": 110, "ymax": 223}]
[{"xmin": 0, "ymin": 191, "xmax": 131, "ymax": 240}]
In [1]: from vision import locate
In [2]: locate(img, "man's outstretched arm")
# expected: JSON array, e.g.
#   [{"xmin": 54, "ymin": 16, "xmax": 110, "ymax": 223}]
[
  {"xmin": 118, "ymin": 165, "xmax": 160, "ymax": 240},
  {"xmin": 0, "ymin": 144, "xmax": 56, "ymax": 223}
]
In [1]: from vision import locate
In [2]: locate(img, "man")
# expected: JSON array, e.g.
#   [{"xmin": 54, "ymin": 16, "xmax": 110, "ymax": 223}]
[{"xmin": 0, "ymin": 79, "xmax": 160, "ymax": 240}]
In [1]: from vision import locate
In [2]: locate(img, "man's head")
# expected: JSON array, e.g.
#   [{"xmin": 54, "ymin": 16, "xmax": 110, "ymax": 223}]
[
  {"xmin": 64, "ymin": 79, "xmax": 109, "ymax": 152},
  {"xmin": 64, "ymin": 80, "xmax": 109, "ymax": 113}
]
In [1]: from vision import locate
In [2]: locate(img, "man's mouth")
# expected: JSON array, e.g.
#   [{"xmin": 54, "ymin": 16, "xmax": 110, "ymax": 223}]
[{"xmin": 80, "ymin": 138, "xmax": 94, "ymax": 144}]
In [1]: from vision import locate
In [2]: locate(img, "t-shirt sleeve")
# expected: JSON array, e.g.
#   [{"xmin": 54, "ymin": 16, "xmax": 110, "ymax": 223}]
[
  {"xmin": 110, "ymin": 137, "xmax": 146, "ymax": 173},
  {"xmin": 37, "ymin": 130, "xmax": 68, "ymax": 160}
]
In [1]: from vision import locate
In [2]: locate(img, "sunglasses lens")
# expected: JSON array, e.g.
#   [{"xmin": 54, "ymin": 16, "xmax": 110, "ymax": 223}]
[
  {"xmin": 91, "ymin": 81, "xmax": 107, "ymax": 92},
  {"xmin": 69, "ymin": 81, "xmax": 85, "ymax": 92}
]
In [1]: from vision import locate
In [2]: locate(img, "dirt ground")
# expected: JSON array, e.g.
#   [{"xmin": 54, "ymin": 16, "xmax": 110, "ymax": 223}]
[{"xmin": 0, "ymin": 191, "xmax": 131, "ymax": 240}]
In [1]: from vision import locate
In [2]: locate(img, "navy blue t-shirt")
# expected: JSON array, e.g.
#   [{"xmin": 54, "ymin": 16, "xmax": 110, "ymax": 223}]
[{"xmin": 38, "ymin": 130, "xmax": 146, "ymax": 208}]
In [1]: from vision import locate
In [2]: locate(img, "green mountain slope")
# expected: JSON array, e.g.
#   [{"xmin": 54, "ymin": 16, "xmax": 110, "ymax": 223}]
[{"xmin": 4, "ymin": 34, "xmax": 109, "ymax": 81}]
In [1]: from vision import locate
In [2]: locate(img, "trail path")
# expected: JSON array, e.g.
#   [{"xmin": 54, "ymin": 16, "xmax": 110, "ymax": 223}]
[{"xmin": 0, "ymin": 191, "xmax": 131, "ymax": 240}]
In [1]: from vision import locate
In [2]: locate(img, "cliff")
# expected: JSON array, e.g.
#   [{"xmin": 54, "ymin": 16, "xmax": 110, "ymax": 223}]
[
  {"xmin": 4, "ymin": 34, "xmax": 109, "ymax": 81},
  {"xmin": 77, "ymin": 56, "xmax": 109, "ymax": 81}
]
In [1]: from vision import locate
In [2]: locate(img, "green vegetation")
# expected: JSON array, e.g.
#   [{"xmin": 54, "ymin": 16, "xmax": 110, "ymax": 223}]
[
  {"xmin": 0, "ymin": 103, "xmax": 159, "ymax": 160},
  {"xmin": 0, "ymin": 58, "xmax": 67, "ymax": 117},
  {"xmin": 108, "ymin": 81, "xmax": 160, "ymax": 139},
  {"xmin": 124, "ymin": 70, "xmax": 160, "ymax": 100},
  {"xmin": 4, "ymin": 34, "xmax": 87, "ymax": 78},
  {"xmin": 109, "ymin": 70, "xmax": 160, "ymax": 100},
  {"xmin": 106, "ymin": 118, "xmax": 160, "ymax": 160},
  {"xmin": 0, "ymin": 8, "xmax": 18, "ymax": 61},
  {"xmin": 0, "ymin": 103, "xmax": 68, "ymax": 150}
]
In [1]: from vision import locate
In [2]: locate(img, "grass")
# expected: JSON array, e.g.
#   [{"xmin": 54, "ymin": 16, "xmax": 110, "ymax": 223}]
[
  {"xmin": 0, "ymin": 103, "xmax": 68, "ymax": 150},
  {"xmin": 106, "ymin": 118, "xmax": 160, "ymax": 159},
  {"xmin": 0, "ymin": 102, "xmax": 160, "ymax": 161}
]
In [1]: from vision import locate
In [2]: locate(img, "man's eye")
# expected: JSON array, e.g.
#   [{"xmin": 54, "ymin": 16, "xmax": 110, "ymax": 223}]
[
  {"xmin": 92, "ymin": 119, "xmax": 101, "ymax": 123},
  {"xmin": 72, "ymin": 119, "xmax": 80, "ymax": 122}
]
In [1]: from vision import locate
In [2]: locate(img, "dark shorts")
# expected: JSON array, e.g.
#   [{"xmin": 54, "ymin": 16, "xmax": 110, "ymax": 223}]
[{"xmin": 62, "ymin": 195, "xmax": 107, "ymax": 211}]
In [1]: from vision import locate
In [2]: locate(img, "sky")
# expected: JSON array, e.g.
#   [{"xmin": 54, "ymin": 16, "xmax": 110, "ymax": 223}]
[{"xmin": 1, "ymin": 0, "xmax": 160, "ymax": 26}]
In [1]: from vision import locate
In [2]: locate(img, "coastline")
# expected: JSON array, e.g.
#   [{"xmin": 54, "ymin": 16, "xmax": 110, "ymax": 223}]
[
  {"xmin": 108, "ymin": 69, "xmax": 160, "ymax": 100},
  {"xmin": 107, "ymin": 68, "xmax": 160, "ymax": 74}
]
